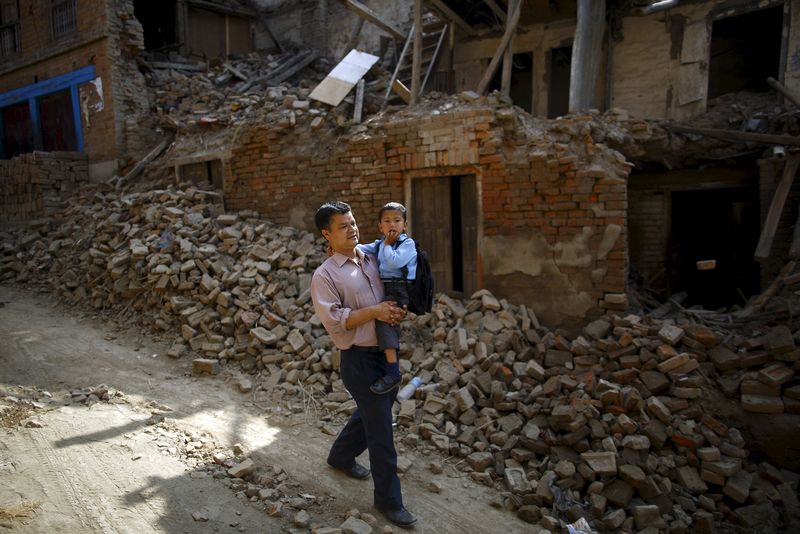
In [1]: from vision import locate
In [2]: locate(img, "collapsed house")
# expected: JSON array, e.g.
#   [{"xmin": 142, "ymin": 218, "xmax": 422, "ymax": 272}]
[{"xmin": 1, "ymin": 0, "xmax": 800, "ymax": 327}]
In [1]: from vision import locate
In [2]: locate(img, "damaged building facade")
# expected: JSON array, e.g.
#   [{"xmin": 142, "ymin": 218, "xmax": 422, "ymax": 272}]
[{"xmin": 2, "ymin": 0, "xmax": 800, "ymax": 327}]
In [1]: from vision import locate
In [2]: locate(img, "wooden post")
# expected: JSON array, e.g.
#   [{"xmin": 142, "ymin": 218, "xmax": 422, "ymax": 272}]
[
  {"xmin": 411, "ymin": 0, "xmax": 422, "ymax": 105},
  {"xmin": 755, "ymin": 157, "xmax": 800, "ymax": 261},
  {"xmin": 476, "ymin": 0, "xmax": 521, "ymax": 95},
  {"xmin": 353, "ymin": 79, "xmax": 365, "ymax": 123},
  {"xmin": 500, "ymin": 0, "xmax": 518, "ymax": 96},
  {"xmin": 569, "ymin": 0, "xmax": 606, "ymax": 113}
]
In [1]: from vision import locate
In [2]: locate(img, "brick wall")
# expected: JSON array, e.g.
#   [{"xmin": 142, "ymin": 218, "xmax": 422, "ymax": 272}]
[
  {"xmin": 224, "ymin": 107, "xmax": 630, "ymax": 327},
  {"xmin": 629, "ymin": 189, "xmax": 669, "ymax": 284},
  {"xmin": 0, "ymin": 152, "xmax": 89, "ymax": 223}
]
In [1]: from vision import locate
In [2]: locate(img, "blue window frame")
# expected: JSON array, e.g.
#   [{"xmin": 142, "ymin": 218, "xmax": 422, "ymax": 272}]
[{"xmin": 0, "ymin": 64, "xmax": 95, "ymax": 159}]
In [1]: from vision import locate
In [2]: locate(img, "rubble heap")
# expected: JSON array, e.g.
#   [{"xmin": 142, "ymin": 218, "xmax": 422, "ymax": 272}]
[{"xmin": 2, "ymin": 183, "xmax": 800, "ymax": 533}]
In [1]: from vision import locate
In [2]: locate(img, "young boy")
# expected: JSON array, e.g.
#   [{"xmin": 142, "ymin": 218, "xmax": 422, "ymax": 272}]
[{"xmin": 357, "ymin": 202, "xmax": 418, "ymax": 395}]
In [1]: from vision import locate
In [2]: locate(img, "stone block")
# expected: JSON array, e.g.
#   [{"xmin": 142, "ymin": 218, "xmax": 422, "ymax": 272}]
[
  {"xmin": 708, "ymin": 346, "xmax": 740, "ymax": 371},
  {"xmin": 633, "ymin": 505, "xmax": 666, "ymax": 530},
  {"xmin": 723, "ymin": 470, "xmax": 752, "ymax": 503},
  {"xmin": 581, "ymin": 451, "xmax": 617, "ymax": 476},
  {"xmin": 741, "ymin": 395, "xmax": 784, "ymax": 414},
  {"xmin": 603, "ymin": 479, "xmax": 634, "ymax": 508},
  {"xmin": 675, "ymin": 466, "xmax": 708, "ymax": 494},
  {"xmin": 658, "ymin": 324, "xmax": 684, "ymax": 345},
  {"xmin": 192, "ymin": 358, "xmax": 220, "ymax": 375},
  {"xmin": 758, "ymin": 363, "xmax": 794, "ymax": 385}
]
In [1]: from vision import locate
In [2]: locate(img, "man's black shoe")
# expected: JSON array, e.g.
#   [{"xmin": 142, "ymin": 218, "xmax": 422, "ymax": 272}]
[
  {"xmin": 370, "ymin": 374, "xmax": 401, "ymax": 395},
  {"xmin": 328, "ymin": 461, "xmax": 370, "ymax": 480},
  {"xmin": 378, "ymin": 506, "xmax": 417, "ymax": 528}
]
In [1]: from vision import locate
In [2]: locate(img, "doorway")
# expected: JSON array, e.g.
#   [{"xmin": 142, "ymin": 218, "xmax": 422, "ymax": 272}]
[
  {"xmin": 488, "ymin": 51, "xmax": 533, "ymax": 113},
  {"xmin": 708, "ymin": 6, "xmax": 782, "ymax": 99},
  {"xmin": 134, "ymin": 0, "xmax": 177, "ymax": 52},
  {"xmin": 669, "ymin": 187, "xmax": 760, "ymax": 308},
  {"xmin": 39, "ymin": 89, "xmax": 77, "ymax": 152},
  {"xmin": 547, "ymin": 45, "xmax": 571, "ymax": 118},
  {"xmin": 411, "ymin": 175, "xmax": 478, "ymax": 297}
]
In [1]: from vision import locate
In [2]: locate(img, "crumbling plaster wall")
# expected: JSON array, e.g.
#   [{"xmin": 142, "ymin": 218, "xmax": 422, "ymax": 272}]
[
  {"xmin": 451, "ymin": 0, "xmax": 794, "ymax": 121},
  {"xmin": 223, "ymin": 107, "xmax": 630, "ymax": 327},
  {"xmin": 110, "ymin": 1, "xmax": 156, "ymax": 171},
  {"xmin": 257, "ymin": 0, "xmax": 411, "ymax": 61}
]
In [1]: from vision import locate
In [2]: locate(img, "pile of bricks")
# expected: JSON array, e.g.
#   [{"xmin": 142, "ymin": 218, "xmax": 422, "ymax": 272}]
[
  {"xmin": 2, "ymin": 183, "xmax": 799, "ymax": 532},
  {"xmin": 0, "ymin": 152, "xmax": 89, "ymax": 224}
]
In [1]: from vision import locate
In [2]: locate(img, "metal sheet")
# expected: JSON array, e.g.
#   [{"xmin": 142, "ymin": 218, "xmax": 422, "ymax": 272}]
[{"xmin": 309, "ymin": 49, "xmax": 380, "ymax": 106}]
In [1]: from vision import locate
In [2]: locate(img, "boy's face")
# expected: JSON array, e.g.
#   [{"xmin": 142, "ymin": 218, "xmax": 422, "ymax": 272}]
[
  {"xmin": 322, "ymin": 212, "xmax": 359, "ymax": 253},
  {"xmin": 379, "ymin": 209, "xmax": 406, "ymax": 240}
]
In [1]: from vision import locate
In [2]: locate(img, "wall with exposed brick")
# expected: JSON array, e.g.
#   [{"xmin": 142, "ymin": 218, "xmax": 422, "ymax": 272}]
[
  {"xmin": 224, "ymin": 106, "xmax": 630, "ymax": 327},
  {"xmin": 0, "ymin": 152, "xmax": 89, "ymax": 223},
  {"xmin": 0, "ymin": 0, "xmax": 151, "ymax": 180},
  {"xmin": 451, "ymin": 0, "xmax": 793, "ymax": 120}
]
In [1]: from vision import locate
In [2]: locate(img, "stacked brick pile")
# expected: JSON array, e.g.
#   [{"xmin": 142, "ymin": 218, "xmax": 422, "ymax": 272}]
[
  {"xmin": 0, "ymin": 152, "xmax": 89, "ymax": 224},
  {"xmin": 1, "ymin": 184, "xmax": 799, "ymax": 533}
]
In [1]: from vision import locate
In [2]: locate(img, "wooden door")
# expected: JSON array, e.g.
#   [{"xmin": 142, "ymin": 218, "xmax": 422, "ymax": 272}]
[
  {"xmin": 412, "ymin": 177, "xmax": 452, "ymax": 292},
  {"xmin": 460, "ymin": 176, "xmax": 478, "ymax": 296},
  {"xmin": 411, "ymin": 175, "xmax": 478, "ymax": 296}
]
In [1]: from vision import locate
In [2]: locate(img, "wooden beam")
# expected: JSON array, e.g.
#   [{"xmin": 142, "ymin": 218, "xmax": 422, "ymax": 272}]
[
  {"xmin": 755, "ymin": 157, "xmax": 800, "ymax": 261},
  {"xmin": 500, "ymin": 0, "xmax": 518, "ymax": 96},
  {"xmin": 118, "ymin": 135, "xmax": 173, "ymax": 185},
  {"xmin": 428, "ymin": 0, "xmax": 477, "ymax": 36},
  {"xmin": 482, "ymin": 0, "xmax": 506, "ymax": 23},
  {"xmin": 669, "ymin": 125, "xmax": 800, "ymax": 147},
  {"xmin": 789, "ymin": 208, "xmax": 800, "ymax": 260},
  {"xmin": 476, "ymin": 0, "xmax": 521, "ymax": 95},
  {"xmin": 411, "ymin": 0, "xmax": 422, "ymax": 105},
  {"xmin": 569, "ymin": 0, "xmax": 606, "ymax": 113},
  {"xmin": 767, "ymin": 76, "xmax": 800, "ymax": 108},
  {"xmin": 339, "ymin": 0, "xmax": 405, "ymax": 40}
]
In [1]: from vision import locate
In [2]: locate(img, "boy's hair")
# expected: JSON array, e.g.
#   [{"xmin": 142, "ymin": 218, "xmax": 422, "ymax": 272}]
[
  {"xmin": 315, "ymin": 201, "xmax": 352, "ymax": 232},
  {"xmin": 379, "ymin": 201, "xmax": 407, "ymax": 221}
]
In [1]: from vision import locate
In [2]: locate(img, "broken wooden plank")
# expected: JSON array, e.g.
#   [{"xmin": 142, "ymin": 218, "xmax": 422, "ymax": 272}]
[
  {"xmin": 741, "ymin": 260, "xmax": 797, "ymax": 315},
  {"xmin": 392, "ymin": 79, "xmax": 411, "ymax": 104},
  {"xmin": 117, "ymin": 135, "xmax": 174, "ymax": 185},
  {"xmin": 309, "ymin": 50, "xmax": 380, "ymax": 106},
  {"xmin": 353, "ymin": 79, "xmax": 365, "ymax": 123},
  {"xmin": 384, "ymin": 23, "xmax": 415, "ymax": 104},
  {"xmin": 755, "ymin": 157, "xmax": 800, "ymax": 261},
  {"xmin": 148, "ymin": 61, "xmax": 206, "ymax": 72},
  {"xmin": 224, "ymin": 63, "xmax": 248, "ymax": 82},
  {"xmin": 669, "ymin": 125, "xmax": 800, "ymax": 147},
  {"xmin": 266, "ymin": 50, "xmax": 318, "ymax": 85},
  {"xmin": 428, "ymin": 0, "xmax": 478, "ymax": 36},
  {"xmin": 767, "ymin": 77, "xmax": 800, "ymax": 108},
  {"xmin": 339, "ymin": 0, "xmax": 405, "ymax": 40},
  {"xmin": 476, "ymin": 0, "xmax": 521, "ymax": 95}
]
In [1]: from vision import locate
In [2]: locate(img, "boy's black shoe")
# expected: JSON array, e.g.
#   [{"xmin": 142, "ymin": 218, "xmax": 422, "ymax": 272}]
[{"xmin": 370, "ymin": 374, "xmax": 401, "ymax": 394}]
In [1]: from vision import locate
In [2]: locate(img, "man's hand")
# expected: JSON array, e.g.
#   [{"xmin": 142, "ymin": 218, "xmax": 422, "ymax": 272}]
[{"xmin": 375, "ymin": 301, "xmax": 406, "ymax": 325}]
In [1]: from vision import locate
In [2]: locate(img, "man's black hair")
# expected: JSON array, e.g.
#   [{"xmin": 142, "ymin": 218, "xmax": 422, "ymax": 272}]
[
  {"xmin": 379, "ymin": 201, "xmax": 407, "ymax": 222},
  {"xmin": 315, "ymin": 201, "xmax": 352, "ymax": 232}
]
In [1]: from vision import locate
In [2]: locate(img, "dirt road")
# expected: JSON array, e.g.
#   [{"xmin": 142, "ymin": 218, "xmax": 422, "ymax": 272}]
[{"xmin": 0, "ymin": 284, "xmax": 532, "ymax": 533}]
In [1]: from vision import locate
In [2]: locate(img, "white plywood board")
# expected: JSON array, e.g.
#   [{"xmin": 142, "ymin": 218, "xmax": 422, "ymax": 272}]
[
  {"xmin": 309, "ymin": 50, "xmax": 380, "ymax": 106},
  {"xmin": 681, "ymin": 22, "xmax": 707, "ymax": 64},
  {"xmin": 677, "ymin": 62, "xmax": 706, "ymax": 105}
]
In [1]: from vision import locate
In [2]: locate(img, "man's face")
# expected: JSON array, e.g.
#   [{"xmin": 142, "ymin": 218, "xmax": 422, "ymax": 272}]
[
  {"xmin": 322, "ymin": 212, "xmax": 359, "ymax": 253},
  {"xmin": 379, "ymin": 209, "xmax": 406, "ymax": 240}
]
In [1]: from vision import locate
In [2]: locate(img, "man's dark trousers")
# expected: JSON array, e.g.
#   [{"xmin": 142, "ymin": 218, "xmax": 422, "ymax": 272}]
[{"xmin": 327, "ymin": 347, "xmax": 403, "ymax": 511}]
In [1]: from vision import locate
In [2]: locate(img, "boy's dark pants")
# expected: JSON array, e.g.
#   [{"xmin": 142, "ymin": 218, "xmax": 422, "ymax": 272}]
[
  {"xmin": 375, "ymin": 280, "xmax": 409, "ymax": 351},
  {"xmin": 327, "ymin": 347, "xmax": 403, "ymax": 510}
]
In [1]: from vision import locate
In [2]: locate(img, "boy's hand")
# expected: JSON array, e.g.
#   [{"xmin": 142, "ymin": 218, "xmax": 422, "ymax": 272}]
[{"xmin": 383, "ymin": 230, "xmax": 400, "ymax": 246}]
